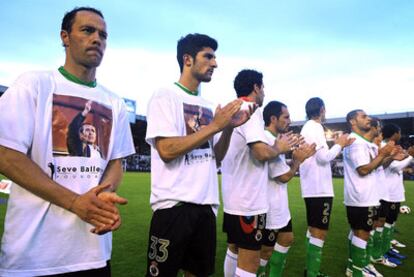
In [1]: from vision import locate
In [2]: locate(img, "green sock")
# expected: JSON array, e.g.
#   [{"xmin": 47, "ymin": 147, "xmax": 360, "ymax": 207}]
[
  {"xmin": 257, "ymin": 264, "xmax": 267, "ymax": 277},
  {"xmin": 269, "ymin": 250, "xmax": 288, "ymax": 277},
  {"xmin": 382, "ymin": 225, "xmax": 392, "ymax": 255},
  {"xmin": 365, "ymin": 234, "xmax": 373, "ymax": 266},
  {"xmin": 304, "ymin": 231, "xmax": 310, "ymax": 270},
  {"xmin": 306, "ymin": 241, "xmax": 322, "ymax": 277},
  {"xmin": 372, "ymin": 229, "xmax": 383, "ymax": 260},
  {"xmin": 347, "ymin": 237, "xmax": 353, "ymax": 270},
  {"xmin": 390, "ymin": 225, "xmax": 395, "ymax": 245},
  {"xmin": 351, "ymin": 243, "xmax": 366, "ymax": 277}
]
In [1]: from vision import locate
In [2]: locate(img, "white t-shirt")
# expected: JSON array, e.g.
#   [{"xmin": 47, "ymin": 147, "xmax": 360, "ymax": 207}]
[
  {"xmin": 146, "ymin": 84, "xmax": 219, "ymax": 211},
  {"xmin": 0, "ymin": 70, "xmax": 135, "ymax": 276},
  {"xmin": 221, "ymin": 108, "xmax": 269, "ymax": 216},
  {"xmin": 265, "ymin": 130, "xmax": 291, "ymax": 230},
  {"xmin": 385, "ymin": 155, "xmax": 413, "ymax": 202},
  {"xmin": 343, "ymin": 132, "xmax": 380, "ymax": 207},
  {"xmin": 374, "ymin": 142, "xmax": 389, "ymax": 202},
  {"xmin": 299, "ymin": 120, "xmax": 340, "ymax": 198}
]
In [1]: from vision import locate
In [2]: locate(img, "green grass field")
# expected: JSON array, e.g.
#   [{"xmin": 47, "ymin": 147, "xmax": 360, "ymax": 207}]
[{"xmin": 0, "ymin": 173, "xmax": 413, "ymax": 276}]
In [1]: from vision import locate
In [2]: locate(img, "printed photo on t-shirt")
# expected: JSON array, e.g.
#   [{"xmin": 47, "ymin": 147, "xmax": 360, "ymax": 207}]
[
  {"xmin": 183, "ymin": 103, "xmax": 213, "ymax": 150},
  {"xmin": 52, "ymin": 94, "xmax": 112, "ymax": 159}
]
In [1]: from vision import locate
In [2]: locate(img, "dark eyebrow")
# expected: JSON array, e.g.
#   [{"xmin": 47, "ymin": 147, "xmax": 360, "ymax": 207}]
[
  {"xmin": 81, "ymin": 24, "xmax": 107, "ymax": 37},
  {"xmin": 204, "ymin": 53, "xmax": 215, "ymax": 59}
]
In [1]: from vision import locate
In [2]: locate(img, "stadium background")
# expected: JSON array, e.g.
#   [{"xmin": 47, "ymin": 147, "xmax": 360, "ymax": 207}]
[{"xmin": 0, "ymin": 85, "xmax": 413, "ymax": 275}]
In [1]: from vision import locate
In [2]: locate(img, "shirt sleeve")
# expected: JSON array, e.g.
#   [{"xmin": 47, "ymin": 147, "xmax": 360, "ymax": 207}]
[
  {"xmin": 238, "ymin": 109, "xmax": 268, "ymax": 145},
  {"xmin": 349, "ymin": 143, "xmax": 371, "ymax": 170},
  {"xmin": 315, "ymin": 144, "xmax": 342, "ymax": 164},
  {"xmin": 268, "ymin": 156, "xmax": 290, "ymax": 179},
  {"xmin": 145, "ymin": 90, "xmax": 181, "ymax": 148},
  {"xmin": 110, "ymin": 99, "xmax": 136, "ymax": 160},
  {"xmin": 0, "ymin": 73, "xmax": 37, "ymax": 154},
  {"xmin": 389, "ymin": 156, "xmax": 414, "ymax": 172}
]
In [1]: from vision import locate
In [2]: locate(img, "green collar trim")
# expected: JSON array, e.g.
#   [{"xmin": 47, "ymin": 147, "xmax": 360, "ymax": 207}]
[
  {"xmin": 265, "ymin": 128, "xmax": 277, "ymax": 139},
  {"xmin": 352, "ymin": 131, "xmax": 371, "ymax": 143},
  {"xmin": 58, "ymin": 66, "xmax": 97, "ymax": 88},
  {"xmin": 174, "ymin": 82, "xmax": 198, "ymax": 96}
]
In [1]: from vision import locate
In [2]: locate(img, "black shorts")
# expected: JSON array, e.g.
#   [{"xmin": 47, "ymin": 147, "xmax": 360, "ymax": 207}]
[
  {"xmin": 146, "ymin": 203, "xmax": 216, "ymax": 277},
  {"xmin": 223, "ymin": 213, "xmax": 266, "ymax": 251},
  {"xmin": 304, "ymin": 197, "xmax": 333, "ymax": 230},
  {"xmin": 346, "ymin": 206, "xmax": 375, "ymax": 232},
  {"xmin": 262, "ymin": 220, "xmax": 293, "ymax": 247},
  {"xmin": 386, "ymin": 202, "xmax": 401, "ymax": 224},
  {"xmin": 378, "ymin": 200, "xmax": 389, "ymax": 218},
  {"xmin": 42, "ymin": 261, "xmax": 110, "ymax": 277},
  {"xmin": 372, "ymin": 205, "xmax": 379, "ymax": 221}
]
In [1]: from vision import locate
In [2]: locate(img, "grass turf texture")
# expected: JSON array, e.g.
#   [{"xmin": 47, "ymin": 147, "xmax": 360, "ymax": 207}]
[{"xmin": 0, "ymin": 173, "xmax": 413, "ymax": 276}]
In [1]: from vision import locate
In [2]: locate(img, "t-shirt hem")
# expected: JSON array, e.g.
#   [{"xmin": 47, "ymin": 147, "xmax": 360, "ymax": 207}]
[
  {"xmin": 344, "ymin": 201, "xmax": 381, "ymax": 207},
  {"xmin": 0, "ymin": 260, "xmax": 108, "ymax": 277},
  {"xmin": 266, "ymin": 217, "xmax": 291, "ymax": 230},
  {"xmin": 0, "ymin": 138, "xmax": 28, "ymax": 154},
  {"xmin": 301, "ymin": 193, "xmax": 334, "ymax": 198},
  {"xmin": 223, "ymin": 208, "xmax": 268, "ymax": 216}
]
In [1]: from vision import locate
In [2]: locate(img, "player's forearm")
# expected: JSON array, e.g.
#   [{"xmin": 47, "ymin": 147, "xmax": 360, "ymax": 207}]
[
  {"xmin": 251, "ymin": 142, "xmax": 281, "ymax": 162},
  {"xmin": 156, "ymin": 123, "xmax": 220, "ymax": 163},
  {"xmin": 100, "ymin": 159, "xmax": 124, "ymax": 191},
  {"xmin": 0, "ymin": 145, "xmax": 78, "ymax": 210},
  {"xmin": 276, "ymin": 160, "xmax": 300, "ymax": 183},
  {"xmin": 357, "ymin": 155, "xmax": 385, "ymax": 176},
  {"xmin": 213, "ymin": 127, "xmax": 233, "ymax": 163}
]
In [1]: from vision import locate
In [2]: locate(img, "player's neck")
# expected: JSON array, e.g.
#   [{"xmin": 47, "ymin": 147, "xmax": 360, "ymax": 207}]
[
  {"xmin": 265, "ymin": 126, "xmax": 278, "ymax": 138},
  {"xmin": 178, "ymin": 75, "xmax": 200, "ymax": 93},
  {"xmin": 63, "ymin": 62, "xmax": 96, "ymax": 84}
]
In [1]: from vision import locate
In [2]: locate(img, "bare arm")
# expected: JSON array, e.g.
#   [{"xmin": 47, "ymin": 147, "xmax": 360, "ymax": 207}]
[
  {"xmin": 251, "ymin": 132, "xmax": 298, "ymax": 162},
  {"xmin": 356, "ymin": 142, "xmax": 395, "ymax": 176},
  {"xmin": 276, "ymin": 143, "xmax": 316, "ymax": 183},
  {"xmin": 156, "ymin": 100, "xmax": 243, "ymax": 163},
  {"xmin": 0, "ymin": 145, "xmax": 119, "ymax": 230}
]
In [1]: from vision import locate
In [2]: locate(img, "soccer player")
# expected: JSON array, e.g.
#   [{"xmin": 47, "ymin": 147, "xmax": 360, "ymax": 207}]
[
  {"xmin": 258, "ymin": 101, "xmax": 316, "ymax": 277},
  {"xmin": 0, "ymin": 7, "xmax": 135, "ymax": 276},
  {"xmin": 380, "ymin": 124, "xmax": 414, "ymax": 263},
  {"xmin": 362, "ymin": 117, "xmax": 394, "ymax": 277},
  {"xmin": 343, "ymin": 110, "xmax": 396, "ymax": 277},
  {"xmin": 221, "ymin": 70, "xmax": 297, "ymax": 276},
  {"xmin": 299, "ymin": 97, "xmax": 354, "ymax": 277},
  {"xmin": 145, "ymin": 33, "xmax": 251, "ymax": 276}
]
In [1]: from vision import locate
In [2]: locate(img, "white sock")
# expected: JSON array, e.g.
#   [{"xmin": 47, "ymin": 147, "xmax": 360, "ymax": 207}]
[
  {"xmin": 352, "ymin": 235, "xmax": 367, "ymax": 249},
  {"xmin": 309, "ymin": 236, "xmax": 325, "ymax": 248},
  {"xmin": 274, "ymin": 242, "xmax": 290, "ymax": 254},
  {"xmin": 348, "ymin": 230, "xmax": 353, "ymax": 240},
  {"xmin": 260, "ymin": 258, "xmax": 268, "ymax": 267},
  {"xmin": 235, "ymin": 267, "xmax": 256, "ymax": 277},
  {"xmin": 224, "ymin": 248, "xmax": 238, "ymax": 277}
]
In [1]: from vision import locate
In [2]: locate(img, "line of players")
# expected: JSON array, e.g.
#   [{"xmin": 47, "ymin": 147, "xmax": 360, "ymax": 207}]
[{"xmin": 145, "ymin": 33, "xmax": 414, "ymax": 277}]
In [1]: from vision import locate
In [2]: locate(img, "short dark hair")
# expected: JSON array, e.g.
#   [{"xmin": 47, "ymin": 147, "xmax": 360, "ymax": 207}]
[
  {"xmin": 176, "ymin": 33, "xmax": 218, "ymax": 73},
  {"xmin": 263, "ymin": 101, "xmax": 287, "ymax": 127},
  {"xmin": 233, "ymin": 69, "xmax": 263, "ymax": 97},
  {"xmin": 305, "ymin": 97, "xmax": 324, "ymax": 120},
  {"xmin": 382, "ymin": 123, "xmax": 401, "ymax": 139},
  {"xmin": 346, "ymin": 109, "xmax": 363, "ymax": 125},
  {"xmin": 61, "ymin": 7, "xmax": 104, "ymax": 33},
  {"xmin": 370, "ymin": 116, "xmax": 380, "ymax": 128}
]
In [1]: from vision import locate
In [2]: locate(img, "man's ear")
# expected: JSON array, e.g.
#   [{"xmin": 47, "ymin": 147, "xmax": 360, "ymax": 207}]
[
  {"xmin": 183, "ymin": 54, "xmax": 193, "ymax": 68},
  {"xmin": 61, "ymin": 30, "xmax": 69, "ymax": 47}
]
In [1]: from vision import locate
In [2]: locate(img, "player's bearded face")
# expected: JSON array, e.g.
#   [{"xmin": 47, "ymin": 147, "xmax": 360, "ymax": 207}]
[{"xmin": 192, "ymin": 47, "xmax": 217, "ymax": 82}]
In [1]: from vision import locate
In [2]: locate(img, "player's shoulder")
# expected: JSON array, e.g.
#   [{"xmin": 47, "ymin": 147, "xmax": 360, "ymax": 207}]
[{"xmin": 13, "ymin": 70, "xmax": 54, "ymax": 85}]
